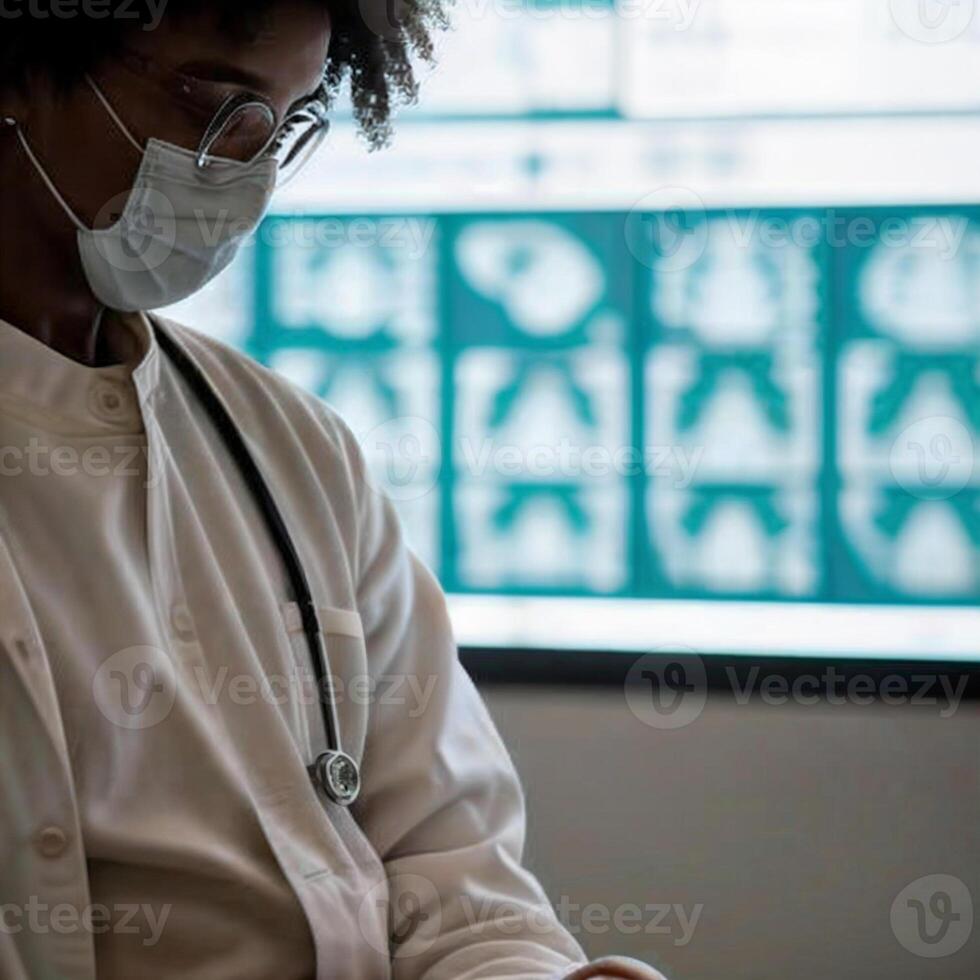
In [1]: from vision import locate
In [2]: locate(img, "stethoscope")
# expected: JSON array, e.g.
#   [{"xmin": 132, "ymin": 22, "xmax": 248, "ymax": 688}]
[{"xmin": 152, "ymin": 320, "xmax": 361, "ymax": 808}]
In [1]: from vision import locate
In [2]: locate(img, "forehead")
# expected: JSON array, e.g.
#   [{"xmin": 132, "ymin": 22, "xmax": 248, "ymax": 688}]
[{"xmin": 126, "ymin": 3, "xmax": 332, "ymax": 105}]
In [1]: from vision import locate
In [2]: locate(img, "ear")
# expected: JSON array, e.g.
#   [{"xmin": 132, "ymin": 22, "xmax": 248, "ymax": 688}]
[{"xmin": 0, "ymin": 82, "xmax": 31, "ymax": 129}]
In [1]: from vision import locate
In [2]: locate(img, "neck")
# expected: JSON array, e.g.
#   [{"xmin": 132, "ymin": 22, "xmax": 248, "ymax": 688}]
[{"xmin": 0, "ymin": 131, "xmax": 107, "ymax": 366}]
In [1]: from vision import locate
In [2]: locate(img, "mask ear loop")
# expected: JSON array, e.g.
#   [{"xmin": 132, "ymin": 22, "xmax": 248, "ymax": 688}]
[
  {"xmin": 3, "ymin": 115, "xmax": 88, "ymax": 233},
  {"xmin": 84, "ymin": 75, "xmax": 144, "ymax": 155}
]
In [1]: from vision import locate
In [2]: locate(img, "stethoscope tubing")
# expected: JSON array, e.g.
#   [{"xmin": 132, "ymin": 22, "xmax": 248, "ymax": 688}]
[{"xmin": 152, "ymin": 319, "xmax": 358, "ymax": 805}]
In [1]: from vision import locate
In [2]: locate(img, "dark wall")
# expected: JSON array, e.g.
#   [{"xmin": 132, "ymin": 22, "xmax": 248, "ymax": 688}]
[{"xmin": 479, "ymin": 684, "xmax": 980, "ymax": 980}]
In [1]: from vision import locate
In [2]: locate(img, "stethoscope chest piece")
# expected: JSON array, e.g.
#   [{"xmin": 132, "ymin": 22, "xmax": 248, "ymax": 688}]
[{"xmin": 310, "ymin": 750, "xmax": 361, "ymax": 807}]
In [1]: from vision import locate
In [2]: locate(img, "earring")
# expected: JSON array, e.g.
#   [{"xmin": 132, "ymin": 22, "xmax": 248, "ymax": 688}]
[{"xmin": 2, "ymin": 117, "xmax": 16, "ymax": 128}]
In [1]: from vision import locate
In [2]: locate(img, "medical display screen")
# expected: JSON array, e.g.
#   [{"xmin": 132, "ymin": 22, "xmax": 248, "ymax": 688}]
[{"xmin": 167, "ymin": 0, "xmax": 980, "ymax": 659}]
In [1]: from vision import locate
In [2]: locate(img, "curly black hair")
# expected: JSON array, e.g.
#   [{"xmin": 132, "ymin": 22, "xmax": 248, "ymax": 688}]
[{"xmin": 0, "ymin": 0, "xmax": 449, "ymax": 149}]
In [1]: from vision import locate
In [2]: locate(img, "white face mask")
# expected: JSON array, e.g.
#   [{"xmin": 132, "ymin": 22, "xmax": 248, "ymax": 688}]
[{"xmin": 7, "ymin": 78, "xmax": 277, "ymax": 312}]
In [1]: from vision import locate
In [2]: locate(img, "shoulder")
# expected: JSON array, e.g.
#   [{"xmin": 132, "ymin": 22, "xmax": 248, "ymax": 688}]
[
  {"xmin": 150, "ymin": 314, "xmax": 371, "ymax": 498},
  {"xmin": 153, "ymin": 315, "xmax": 356, "ymax": 447}
]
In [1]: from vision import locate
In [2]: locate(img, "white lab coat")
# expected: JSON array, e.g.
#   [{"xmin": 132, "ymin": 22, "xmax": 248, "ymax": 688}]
[{"xmin": 0, "ymin": 314, "xmax": 662, "ymax": 980}]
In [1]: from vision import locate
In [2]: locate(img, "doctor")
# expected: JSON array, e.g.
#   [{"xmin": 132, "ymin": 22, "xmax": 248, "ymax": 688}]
[{"xmin": 0, "ymin": 2, "xmax": 665, "ymax": 978}]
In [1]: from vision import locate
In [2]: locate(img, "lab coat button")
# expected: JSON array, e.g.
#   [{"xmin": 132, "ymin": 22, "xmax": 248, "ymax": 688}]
[
  {"xmin": 89, "ymin": 380, "xmax": 131, "ymax": 422},
  {"xmin": 170, "ymin": 602, "xmax": 194, "ymax": 640},
  {"xmin": 35, "ymin": 825, "xmax": 69, "ymax": 859}
]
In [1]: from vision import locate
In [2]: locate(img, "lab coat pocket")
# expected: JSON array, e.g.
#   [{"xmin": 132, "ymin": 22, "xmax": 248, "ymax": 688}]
[
  {"xmin": 277, "ymin": 601, "xmax": 390, "ymax": 977},
  {"xmin": 279, "ymin": 600, "xmax": 370, "ymax": 767}
]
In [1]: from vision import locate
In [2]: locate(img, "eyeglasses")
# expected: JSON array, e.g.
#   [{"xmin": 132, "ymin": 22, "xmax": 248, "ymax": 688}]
[{"xmin": 113, "ymin": 47, "xmax": 330, "ymax": 185}]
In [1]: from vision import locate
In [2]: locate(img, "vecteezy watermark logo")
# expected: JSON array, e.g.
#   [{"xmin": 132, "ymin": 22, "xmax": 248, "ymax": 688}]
[
  {"xmin": 356, "ymin": 0, "xmax": 409, "ymax": 41},
  {"xmin": 260, "ymin": 216, "xmax": 437, "ymax": 260},
  {"xmin": 456, "ymin": 438, "xmax": 703, "ymax": 487},
  {"xmin": 0, "ymin": 899, "xmax": 171, "ymax": 946},
  {"xmin": 889, "ymin": 416, "xmax": 975, "ymax": 500},
  {"xmin": 553, "ymin": 897, "xmax": 704, "ymax": 944},
  {"xmin": 358, "ymin": 874, "xmax": 442, "ymax": 959},
  {"xmin": 616, "ymin": 0, "xmax": 703, "ymax": 30},
  {"xmin": 0, "ymin": 1, "xmax": 168, "ymax": 31},
  {"xmin": 725, "ymin": 665, "xmax": 967, "ymax": 716},
  {"xmin": 889, "ymin": 0, "xmax": 976, "ymax": 43},
  {"xmin": 625, "ymin": 648, "xmax": 707, "ymax": 730},
  {"xmin": 93, "ymin": 645, "xmax": 177, "ymax": 730},
  {"xmin": 360, "ymin": 416, "xmax": 442, "ymax": 503},
  {"xmin": 0, "ymin": 437, "xmax": 164, "ymax": 488},
  {"xmin": 191, "ymin": 666, "xmax": 439, "ymax": 718},
  {"xmin": 891, "ymin": 874, "xmax": 973, "ymax": 958},
  {"xmin": 624, "ymin": 186, "xmax": 709, "ymax": 274},
  {"xmin": 91, "ymin": 188, "xmax": 177, "ymax": 274}
]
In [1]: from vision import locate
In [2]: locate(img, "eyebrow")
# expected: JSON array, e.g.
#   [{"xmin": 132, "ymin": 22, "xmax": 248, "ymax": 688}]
[{"xmin": 177, "ymin": 59, "xmax": 323, "ymax": 103}]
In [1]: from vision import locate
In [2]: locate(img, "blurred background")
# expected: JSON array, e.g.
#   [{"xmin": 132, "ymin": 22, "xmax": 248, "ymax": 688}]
[{"xmin": 167, "ymin": 1, "xmax": 979, "ymax": 976}]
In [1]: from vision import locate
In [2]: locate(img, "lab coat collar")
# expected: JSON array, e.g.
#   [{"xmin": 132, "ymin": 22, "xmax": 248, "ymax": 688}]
[{"xmin": 0, "ymin": 308, "xmax": 160, "ymax": 432}]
